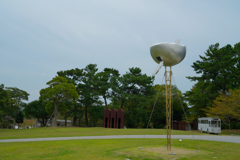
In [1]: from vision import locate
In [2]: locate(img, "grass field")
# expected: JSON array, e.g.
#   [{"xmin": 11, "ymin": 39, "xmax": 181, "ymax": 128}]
[
  {"xmin": 1, "ymin": 138, "xmax": 240, "ymax": 160},
  {"xmin": 1, "ymin": 127, "xmax": 240, "ymax": 159},
  {"xmin": 0, "ymin": 127, "xmax": 206, "ymax": 139},
  {"xmin": 221, "ymin": 129, "xmax": 240, "ymax": 135}
]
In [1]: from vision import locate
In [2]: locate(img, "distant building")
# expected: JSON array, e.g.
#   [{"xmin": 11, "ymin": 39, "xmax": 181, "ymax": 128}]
[
  {"xmin": 172, "ymin": 121, "xmax": 198, "ymax": 131},
  {"xmin": 35, "ymin": 119, "xmax": 72, "ymax": 127}
]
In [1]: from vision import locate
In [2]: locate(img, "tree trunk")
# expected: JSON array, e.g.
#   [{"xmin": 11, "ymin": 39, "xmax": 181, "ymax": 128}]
[
  {"xmin": 103, "ymin": 96, "xmax": 108, "ymax": 108},
  {"xmin": 222, "ymin": 75, "xmax": 226, "ymax": 95},
  {"xmin": 53, "ymin": 104, "xmax": 59, "ymax": 127},
  {"xmin": 72, "ymin": 100, "xmax": 77, "ymax": 126},
  {"xmin": 37, "ymin": 118, "xmax": 43, "ymax": 127},
  {"xmin": 85, "ymin": 105, "xmax": 88, "ymax": 127},
  {"xmin": 41, "ymin": 118, "xmax": 44, "ymax": 127},
  {"xmin": 73, "ymin": 116, "xmax": 77, "ymax": 126},
  {"xmin": 121, "ymin": 100, "xmax": 124, "ymax": 109},
  {"xmin": 78, "ymin": 118, "xmax": 81, "ymax": 127},
  {"xmin": 43, "ymin": 118, "xmax": 46, "ymax": 127}
]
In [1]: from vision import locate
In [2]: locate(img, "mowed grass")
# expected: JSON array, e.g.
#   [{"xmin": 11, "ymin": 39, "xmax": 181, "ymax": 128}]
[
  {"xmin": 1, "ymin": 138, "xmax": 240, "ymax": 160},
  {"xmin": 0, "ymin": 127, "xmax": 205, "ymax": 139},
  {"xmin": 221, "ymin": 129, "xmax": 240, "ymax": 135}
]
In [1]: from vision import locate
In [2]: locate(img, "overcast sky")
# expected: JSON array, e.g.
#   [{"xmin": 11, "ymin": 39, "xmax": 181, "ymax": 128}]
[{"xmin": 1, "ymin": 1, "xmax": 240, "ymax": 102}]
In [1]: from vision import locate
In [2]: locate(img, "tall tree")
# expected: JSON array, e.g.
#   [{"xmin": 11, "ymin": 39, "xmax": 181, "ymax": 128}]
[
  {"xmin": 57, "ymin": 68, "xmax": 84, "ymax": 126},
  {"xmin": 96, "ymin": 68, "xmax": 119, "ymax": 108},
  {"xmin": 110, "ymin": 67, "xmax": 155, "ymax": 128},
  {"xmin": 0, "ymin": 84, "xmax": 9, "ymax": 122},
  {"xmin": 78, "ymin": 64, "xmax": 101, "ymax": 127},
  {"xmin": 4, "ymin": 87, "xmax": 29, "ymax": 125},
  {"xmin": 40, "ymin": 76, "xmax": 78, "ymax": 127},
  {"xmin": 185, "ymin": 43, "xmax": 240, "ymax": 118},
  {"xmin": 234, "ymin": 42, "xmax": 240, "ymax": 85},
  {"xmin": 57, "ymin": 64, "xmax": 108, "ymax": 127}
]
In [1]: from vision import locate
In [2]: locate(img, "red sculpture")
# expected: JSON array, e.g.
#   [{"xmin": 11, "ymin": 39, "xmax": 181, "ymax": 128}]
[
  {"xmin": 104, "ymin": 108, "xmax": 111, "ymax": 128},
  {"xmin": 104, "ymin": 108, "xmax": 124, "ymax": 129}
]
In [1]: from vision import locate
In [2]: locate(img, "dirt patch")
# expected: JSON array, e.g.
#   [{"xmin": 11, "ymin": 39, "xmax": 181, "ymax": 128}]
[
  {"xmin": 144, "ymin": 147, "xmax": 196, "ymax": 155},
  {"xmin": 113, "ymin": 146, "xmax": 203, "ymax": 160}
]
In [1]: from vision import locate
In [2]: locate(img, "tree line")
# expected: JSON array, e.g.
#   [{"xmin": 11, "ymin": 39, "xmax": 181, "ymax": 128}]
[
  {"xmin": 0, "ymin": 64, "xmax": 187, "ymax": 128},
  {"xmin": 37, "ymin": 64, "xmax": 187, "ymax": 128},
  {"xmin": 2, "ymin": 42, "xmax": 239, "ymax": 129}
]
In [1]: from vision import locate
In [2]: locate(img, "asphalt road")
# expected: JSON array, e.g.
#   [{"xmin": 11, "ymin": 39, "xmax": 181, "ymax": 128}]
[{"xmin": 0, "ymin": 135, "xmax": 240, "ymax": 143}]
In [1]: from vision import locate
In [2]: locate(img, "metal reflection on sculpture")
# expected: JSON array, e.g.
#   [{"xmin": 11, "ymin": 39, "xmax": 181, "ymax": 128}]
[
  {"xmin": 151, "ymin": 39, "xmax": 186, "ymax": 76},
  {"xmin": 150, "ymin": 39, "xmax": 186, "ymax": 153}
]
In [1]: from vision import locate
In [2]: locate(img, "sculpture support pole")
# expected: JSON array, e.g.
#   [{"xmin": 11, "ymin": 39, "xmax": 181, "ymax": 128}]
[{"xmin": 165, "ymin": 66, "xmax": 172, "ymax": 151}]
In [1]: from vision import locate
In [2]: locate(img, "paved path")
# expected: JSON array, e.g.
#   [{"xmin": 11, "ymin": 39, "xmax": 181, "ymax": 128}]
[{"xmin": 1, "ymin": 135, "xmax": 240, "ymax": 143}]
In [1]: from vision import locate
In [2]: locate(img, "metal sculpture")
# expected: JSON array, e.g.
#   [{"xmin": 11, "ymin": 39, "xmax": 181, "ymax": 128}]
[
  {"xmin": 150, "ymin": 39, "xmax": 186, "ymax": 151},
  {"xmin": 104, "ymin": 108, "xmax": 124, "ymax": 129}
]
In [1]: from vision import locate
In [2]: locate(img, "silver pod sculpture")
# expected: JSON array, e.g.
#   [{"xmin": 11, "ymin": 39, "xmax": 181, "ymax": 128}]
[{"xmin": 150, "ymin": 39, "xmax": 186, "ymax": 75}]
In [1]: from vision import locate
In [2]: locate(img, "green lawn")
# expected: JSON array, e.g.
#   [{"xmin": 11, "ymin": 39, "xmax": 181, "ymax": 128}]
[
  {"xmin": 0, "ymin": 127, "xmax": 205, "ymax": 139},
  {"xmin": 221, "ymin": 129, "xmax": 240, "ymax": 135},
  {"xmin": 1, "ymin": 127, "xmax": 240, "ymax": 159},
  {"xmin": 1, "ymin": 138, "xmax": 240, "ymax": 160}
]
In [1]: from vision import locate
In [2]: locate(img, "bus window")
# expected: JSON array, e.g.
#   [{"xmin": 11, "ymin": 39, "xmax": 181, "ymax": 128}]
[{"xmin": 210, "ymin": 121, "xmax": 218, "ymax": 127}]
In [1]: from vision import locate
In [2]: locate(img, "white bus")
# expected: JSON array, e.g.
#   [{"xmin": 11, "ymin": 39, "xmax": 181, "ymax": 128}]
[{"xmin": 198, "ymin": 117, "xmax": 221, "ymax": 134}]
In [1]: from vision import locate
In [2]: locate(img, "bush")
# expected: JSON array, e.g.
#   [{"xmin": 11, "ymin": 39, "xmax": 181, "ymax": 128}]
[
  {"xmin": 155, "ymin": 124, "xmax": 164, "ymax": 129},
  {"xmin": 0, "ymin": 122, "xmax": 11, "ymax": 129},
  {"xmin": 235, "ymin": 123, "xmax": 240, "ymax": 129},
  {"xmin": 221, "ymin": 122, "xmax": 240, "ymax": 129},
  {"xmin": 230, "ymin": 123, "xmax": 236, "ymax": 129}
]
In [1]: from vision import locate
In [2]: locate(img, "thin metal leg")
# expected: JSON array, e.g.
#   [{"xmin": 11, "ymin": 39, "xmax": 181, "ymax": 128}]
[{"xmin": 165, "ymin": 66, "xmax": 172, "ymax": 151}]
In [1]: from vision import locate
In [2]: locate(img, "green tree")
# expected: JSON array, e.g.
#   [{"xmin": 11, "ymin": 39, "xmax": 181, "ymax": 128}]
[
  {"xmin": 110, "ymin": 67, "xmax": 155, "ymax": 128},
  {"xmin": 5, "ymin": 87, "xmax": 29, "ymax": 125},
  {"xmin": 57, "ymin": 64, "xmax": 108, "ymax": 127},
  {"xmin": 233, "ymin": 42, "xmax": 240, "ymax": 85},
  {"xmin": 15, "ymin": 111, "xmax": 24, "ymax": 128},
  {"xmin": 57, "ymin": 68, "xmax": 84, "ymax": 126},
  {"xmin": 206, "ymin": 89, "xmax": 240, "ymax": 129},
  {"xmin": 185, "ymin": 42, "xmax": 240, "ymax": 118},
  {"xmin": 58, "ymin": 99, "xmax": 79, "ymax": 127},
  {"xmin": 40, "ymin": 76, "xmax": 78, "ymax": 127},
  {"xmin": 24, "ymin": 100, "xmax": 50, "ymax": 127},
  {"xmin": 88, "ymin": 105, "xmax": 104, "ymax": 127},
  {"xmin": 5, "ymin": 87, "xmax": 29, "ymax": 108},
  {"xmin": 0, "ymin": 84, "xmax": 9, "ymax": 122},
  {"xmin": 151, "ymin": 85, "xmax": 188, "ymax": 128},
  {"xmin": 78, "ymin": 64, "xmax": 102, "ymax": 127},
  {"xmin": 0, "ymin": 84, "xmax": 29, "ymax": 127},
  {"xmin": 96, "ymin": 68, "xmax": 120, "ymax": 108},
  {"xmin": 185, "ymin": 81, "xmax": 212, "ymax": 120}
]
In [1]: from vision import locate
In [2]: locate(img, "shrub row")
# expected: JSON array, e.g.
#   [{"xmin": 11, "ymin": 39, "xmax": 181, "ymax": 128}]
[{"xmin": 221, "ymin": 122, "xmax": 240, "ymax": 129}]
